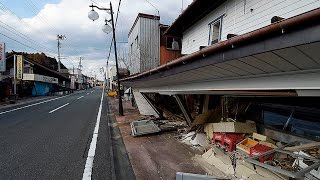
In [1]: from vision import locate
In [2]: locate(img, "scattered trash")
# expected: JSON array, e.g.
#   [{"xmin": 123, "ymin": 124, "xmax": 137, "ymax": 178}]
[
  {"xmin": 180, "ymin": 131, "xmax": 210, "ymax": 151},
  {"xmin": 245, "ymin": 143, "xmax": 320, "ymax": 178}
]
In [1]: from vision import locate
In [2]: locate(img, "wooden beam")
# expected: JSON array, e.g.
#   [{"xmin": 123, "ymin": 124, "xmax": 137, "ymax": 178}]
[{"xmin": 284, "ymin": 142, "xmax": 320, "ymax": 151}]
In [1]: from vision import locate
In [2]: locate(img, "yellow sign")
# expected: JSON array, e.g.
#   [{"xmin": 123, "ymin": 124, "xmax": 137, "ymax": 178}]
[{"xmin": 17, "ymin": 55, "xmax": 23, "ymax": 79}]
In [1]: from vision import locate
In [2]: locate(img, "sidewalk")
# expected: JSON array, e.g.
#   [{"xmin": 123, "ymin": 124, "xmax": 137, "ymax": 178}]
[{"xmin": 108, "ymin": 97, "xmax": 209, "ymax": 180}]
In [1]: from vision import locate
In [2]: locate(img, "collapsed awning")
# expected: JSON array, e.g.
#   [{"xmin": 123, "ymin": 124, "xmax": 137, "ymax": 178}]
[{"xmin": 121, "ymin": 9, "xmax": 320, "ymax": 96}]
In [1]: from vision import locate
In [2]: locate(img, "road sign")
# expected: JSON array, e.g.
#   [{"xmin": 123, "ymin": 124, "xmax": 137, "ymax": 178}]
[
  {"xmin": 0, "ymin": 42, "xmax": 5, "ymax": 72},
  {"xmin": 17, "ymin": 55, "xmax": 23, "ymax": 79}
]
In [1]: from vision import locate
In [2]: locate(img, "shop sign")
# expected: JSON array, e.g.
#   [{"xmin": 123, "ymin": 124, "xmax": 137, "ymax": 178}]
[
  {"xmin": 0, "ymin": 42, "xmax": 5, "ymax": 72},
  {"xmin": 23, "ymin": 73, "xmax": 58, "ymax": 84},
  {"xmin": 17, "ymin": 55, "xmax": 23, "ymax": 79}
]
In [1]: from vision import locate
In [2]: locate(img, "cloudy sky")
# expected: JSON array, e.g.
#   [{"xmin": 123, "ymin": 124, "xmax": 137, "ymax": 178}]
[{"xmin": 0, "ymin": 0, "xmax": 192, "ymax": 79}]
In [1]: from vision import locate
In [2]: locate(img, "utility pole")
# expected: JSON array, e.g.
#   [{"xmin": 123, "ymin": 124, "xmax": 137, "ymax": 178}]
[
  {"xmin": 13, "ymin": 55, "xmax": 17, "ymax": 95},
  {"xmin": 79, "ymin": 57, "xmax": 83, "ymax": 89},
  {"xmin": 110, "ymin": 2, "xmax": 124, "ymax": 116},
  {"xmin": 57, "ymin": 34, "xmax": 66, "ymax": 72},
  {"xmin": 106, "ymin": 61, "xmax": 109, "ymax": 90}
]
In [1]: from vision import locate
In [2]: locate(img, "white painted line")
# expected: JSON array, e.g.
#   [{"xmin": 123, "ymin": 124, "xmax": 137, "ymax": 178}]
[
  {"xmin": 82, "ymin": 88, "xmax": 104, "ymax": 180},
  {"xmin": 49, "ymin": 103, "xmax": 70, "ymax": 114},
  {"xmin": 91, "ymin": 90, "xmax": 94, "ymax": 93},
  {"xmin": 77, "ymin": 96, "xmax": 84, "ymax": 100},
  {"xmin": 86, "ymin": 93, "xmax": 90, "ymax": 95},
  {"xmin": 0, "ymin": 95, "xmax": 68, "ymax": 115}
]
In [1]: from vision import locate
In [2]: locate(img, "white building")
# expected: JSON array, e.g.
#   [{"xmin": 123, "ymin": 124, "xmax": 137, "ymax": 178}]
[
  {"xmin": 164, "ymin": 0, "xmax": 320, "ymax": 55},
  {"xmin": 68, "ymin": 68, "xmax": 84, "ymax": 89},
  {"xmin": 128, "ymin": 13, "xmax": 160, "ymax": 74}
]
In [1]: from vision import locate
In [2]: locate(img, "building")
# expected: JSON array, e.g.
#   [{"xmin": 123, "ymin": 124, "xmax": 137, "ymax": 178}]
[
  {"xmin": 69, "ymin": 68, "xmax": 86, "ymax": 90},
  {"xmin": 128, "ymin": 13, "xmax": 160, "ymax": 74},
  {"xmin": 165, "ymin": 0, "xmax": 320, "ymax": 55},
  {"xmin": 108, "ymin": 67, "xmax": 129, "ymax": 91},
  {"xmin": 122, "ymin": 1, "xmax": 320, "ymax": 144},
  {"xmin": 0, "ymin": 54, "xmax": 71, "ymax": 98},
  {"xmin": 128, "ymin": 13, "xmax": 183, "ymax": 74},
  {"xmin": 159, "ymin": 24, "xmax": 182, "ymax": 65}
]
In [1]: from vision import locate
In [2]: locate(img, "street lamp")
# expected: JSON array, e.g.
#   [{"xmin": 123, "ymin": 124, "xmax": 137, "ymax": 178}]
[
  {"xmin": 88, "ymin": 2, "xmax": 124, "ymax": 116},
  {"xmin": 102, "ymin": 20, "xmax": 112, "ymax": 34}
]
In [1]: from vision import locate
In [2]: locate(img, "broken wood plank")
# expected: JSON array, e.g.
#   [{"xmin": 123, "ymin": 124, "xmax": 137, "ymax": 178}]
[{"xmin": 283, "ymin": 142, "xmax": 320, "ymax": 151}]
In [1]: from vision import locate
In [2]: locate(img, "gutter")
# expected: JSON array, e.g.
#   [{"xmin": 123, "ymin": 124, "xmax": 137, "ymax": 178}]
[{"xmin": 122, "ymin": 8, "xmax": 320, "ymax": 82}]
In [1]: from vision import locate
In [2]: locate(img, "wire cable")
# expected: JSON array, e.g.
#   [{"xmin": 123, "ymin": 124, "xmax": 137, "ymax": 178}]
[{"xmin": 107, "ymin": 0, "xmax": 122, "ymax": 64}]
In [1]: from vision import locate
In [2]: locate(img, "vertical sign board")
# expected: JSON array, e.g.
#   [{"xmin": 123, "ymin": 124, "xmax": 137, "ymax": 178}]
[
  {"xmin": 0, "ymin": 42, "xmax": 5, "ymax": 72},
  {"xmin": 17, "ymin": 55, "xmax": 23, "ymax": 79}
]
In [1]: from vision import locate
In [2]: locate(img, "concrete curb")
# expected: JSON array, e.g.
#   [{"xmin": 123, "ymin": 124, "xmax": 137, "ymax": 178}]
[{"xmin": 106, "ymin": 97, "xmax": 117, "ymax": 180}]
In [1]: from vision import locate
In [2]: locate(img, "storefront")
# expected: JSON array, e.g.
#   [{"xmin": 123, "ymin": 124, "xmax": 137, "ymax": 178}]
[{"xmin": 23, "ymin": 73, "xmax": 58, "ymax": 96}]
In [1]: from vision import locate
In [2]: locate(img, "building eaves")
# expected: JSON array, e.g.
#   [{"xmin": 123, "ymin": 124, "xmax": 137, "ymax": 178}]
[
  {"xmin": 122, "ymin": 8, "xmax": 320, "ymax": 82},
  {"xmin": 165, "ymin": 0, "xmax": 227, "ymax": 37},
  {"xmin": 6, "ymin": 54, "xmax": 70, "ymax": 81}
]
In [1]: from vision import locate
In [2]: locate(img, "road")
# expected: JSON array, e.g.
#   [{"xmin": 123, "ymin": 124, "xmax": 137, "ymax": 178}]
[{"xmin": 0, "ymin": 87, "xmax": 133, "ymax": 180}]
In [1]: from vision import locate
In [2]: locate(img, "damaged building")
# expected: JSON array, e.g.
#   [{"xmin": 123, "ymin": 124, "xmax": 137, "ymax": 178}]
[{"xmin": 121, "ymin": 0, "xmax": 320, "ymax": 179}]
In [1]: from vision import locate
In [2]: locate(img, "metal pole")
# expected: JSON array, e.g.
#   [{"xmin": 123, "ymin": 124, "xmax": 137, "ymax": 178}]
[
  {"xmin": 110, "ymin": 2, "xmax": 123, "ymax": 116},
  {"xmin": 57, "ymin": 38, "xmax": 61, "ymax": 72},
  {"xmin": 13, "ymin": 55, "xmax": 17, "ymax": 95},
  {"xmin": 106, "ymin": 61, "xmax": 109, "ymax": 90}
]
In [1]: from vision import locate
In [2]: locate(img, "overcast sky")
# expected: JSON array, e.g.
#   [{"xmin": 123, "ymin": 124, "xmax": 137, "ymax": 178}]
[{"xmin": 0, "ymin": 0, "xmax": 192, "ymax": 79}]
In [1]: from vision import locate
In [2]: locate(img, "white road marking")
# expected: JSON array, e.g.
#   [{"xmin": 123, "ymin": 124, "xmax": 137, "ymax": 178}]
[
  {"xmin": 77, "ymin": 96, "xmax": 84, "ymax": 100},
  {"xmin": 49, "ymin": 103, "xmax": 70, "ymax": 114},
  {"xmin": 82, "ymin": 88, "xmax": 104, "ymax": 180},
  {"xmin": 91, "ymin": 90, "xmax": 94, "ymax": 93},
  {"xmin": 0, "ymin": 95, "xmax": 68, "ymax": 115},
  {"xmin": 86, "ymin": 93, "xmax": 90, "ymax": 95}
]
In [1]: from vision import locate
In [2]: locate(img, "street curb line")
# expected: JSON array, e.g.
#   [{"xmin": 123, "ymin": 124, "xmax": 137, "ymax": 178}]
[{"xmin": 106, "ymin": 99, "xmax": 117, "ymax": 180}]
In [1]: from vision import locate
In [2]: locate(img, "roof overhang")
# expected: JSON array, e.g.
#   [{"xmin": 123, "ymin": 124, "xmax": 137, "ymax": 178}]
[{"xmin": 122, "ymin": 9, "xmax": 320, "ymax": 96}]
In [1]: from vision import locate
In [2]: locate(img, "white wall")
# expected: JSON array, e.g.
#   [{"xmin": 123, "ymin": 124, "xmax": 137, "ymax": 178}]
[
  {"xmin": 128, "ymin": 18, "xmax": 141, "ymax": 74},
  {"xmin": 128, "ymin": 16, "xmax": 160, "ymax": 74},
  {"xmin": 139, "ymin": 17, "xmax": 160, "ymax": 72},
  {"xmin": 181, "ymin": 0, "xmax": 320, "ymax": 54}
]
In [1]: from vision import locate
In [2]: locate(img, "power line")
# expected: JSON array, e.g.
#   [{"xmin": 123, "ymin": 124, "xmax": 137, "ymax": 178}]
[
  {"xmin": 107, "ymin": 0, "xmax": 122, "ymax": 63},
  {"xmin": 0, "ymin": 2, "xmax": 56, "ymax": 55},
  {"xmin": 144, "ymin": 0, "xmax": 160, "ymax": 16},
  {"xmin": 0, "ymin": 21, "xmax": 56, "ymax": 54},
  {"xmin": 0, "ymin": 32, "xmax": 45, "ymax": 52},
  {"xmin": 23, "ymin": 0, "xmax": 83, "ymax": 58},
  {"xmin": 90, "ymin": 0, "xmax": 105, "ymax": 8}
]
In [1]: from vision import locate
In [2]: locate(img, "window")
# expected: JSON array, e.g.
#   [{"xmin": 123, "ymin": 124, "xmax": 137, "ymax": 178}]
[
  {"xmin": 166, "ymin": 37, "xmax": 181, "ymax": 50},
  {"xmin": 209, "ymin": 18, "xmax": 222, "ymax": 45},
  {"xmin": 135, "ymin": 36, "xmax": 139, "ymax": 49},
  {"xmin": 130, "ymin": 43, "xmax": 133, "ymax": 53}
]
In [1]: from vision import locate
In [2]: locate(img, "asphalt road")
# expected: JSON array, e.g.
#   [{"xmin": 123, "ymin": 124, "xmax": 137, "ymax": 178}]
[{"xmin": 0, "ymin": 87, "xmax": 122, "ymax": 180}]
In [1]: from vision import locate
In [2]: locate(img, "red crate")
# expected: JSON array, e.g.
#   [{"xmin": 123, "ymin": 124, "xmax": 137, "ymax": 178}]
[
  {"xmin": 223, "ymin": 134, "xmax": 244, "ymax": 152},
  {"xmin": 250, "ymin": 144, "xmax": 274, "ymax": 162},
  {"xmin": 213, "ymin": 132, "xmax": 224, "ymax": 146},
  {"xmin": 213, "ymin": 133, "xmax": 244, "ymax": 152}
]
